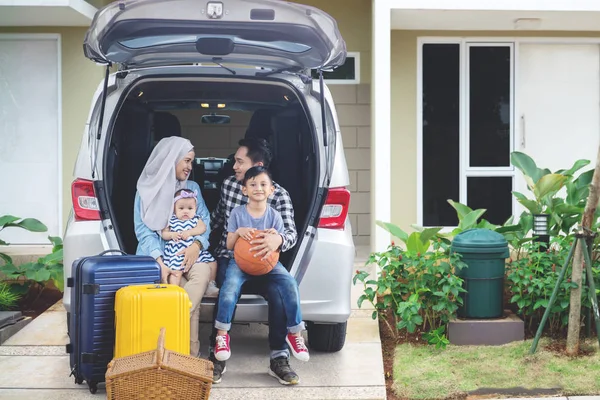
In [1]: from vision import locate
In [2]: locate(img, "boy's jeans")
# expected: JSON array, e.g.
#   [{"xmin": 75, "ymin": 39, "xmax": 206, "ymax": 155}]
[
  {"xmin": 215, "ymin": 258, "xmax": 305, "ymax": 334},
  {"xmin": 209, "ymin": 256, "xmax": 290, "ymax": 359}
]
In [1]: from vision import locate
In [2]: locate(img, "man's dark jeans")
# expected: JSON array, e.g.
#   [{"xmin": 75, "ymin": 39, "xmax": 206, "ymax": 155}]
[{"xmin": 209, "ymin": 256, "xmax": 288, "ymax": 355}]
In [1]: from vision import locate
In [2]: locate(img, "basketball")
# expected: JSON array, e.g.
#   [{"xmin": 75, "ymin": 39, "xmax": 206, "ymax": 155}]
[{"xmin": 234, "ymin": 231, "xmax": 280, "ymax": 276}]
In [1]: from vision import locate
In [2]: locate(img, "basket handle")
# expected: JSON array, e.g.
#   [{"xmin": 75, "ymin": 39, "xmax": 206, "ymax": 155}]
[{"xmin": 156, "ymin": 327, "xmax": 166, "ymax": 366}]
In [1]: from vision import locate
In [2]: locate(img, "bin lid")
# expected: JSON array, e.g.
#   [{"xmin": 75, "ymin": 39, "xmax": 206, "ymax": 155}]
[{"xmin": 451, "ymin": 228, "xmax": 509, "ymax": 255}]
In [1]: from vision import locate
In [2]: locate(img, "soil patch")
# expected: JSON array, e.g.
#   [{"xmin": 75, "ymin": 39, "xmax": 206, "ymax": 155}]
[
  {"xmin": 543, "ymin": 339, "xmax": 596, "ymax": 357},
  {"xmin": 18, "ymin": 286, "xmax": 62, "ymax": 319},
  {"xmin": 378, "ymin": 308, "xmax": 427, "ymax": 400}
]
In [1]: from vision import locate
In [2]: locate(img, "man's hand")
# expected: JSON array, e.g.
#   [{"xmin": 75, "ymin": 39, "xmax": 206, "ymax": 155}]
[
  {"xmin": 249, "ymin": 231, "xmax": 282, "ymax": 260},
  {"xmin": 237, "ymin": 227, "xmax": 257, "ymax": 241},
  {"xmin": 176, "ymin": 242, "xmax": 201, "ymax": 272}
]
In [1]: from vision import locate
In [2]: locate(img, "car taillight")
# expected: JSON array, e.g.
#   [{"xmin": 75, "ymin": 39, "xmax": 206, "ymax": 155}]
[
  {"xmin": 72, "ymin": 179, "xmax": 100, "ymax": 221},
  {"xmin": 318, "ymin": 187, "xmax": 350, "ymax": 230}
]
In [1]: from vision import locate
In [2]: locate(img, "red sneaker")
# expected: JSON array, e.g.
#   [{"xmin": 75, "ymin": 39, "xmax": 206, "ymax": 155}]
[
  {"xmin": 286, "ymin": 333, "xmax": 309, "ymax": 362},
  {"xmin": 215, "ymin": 334, "xmax": 231, "ymax": 361}
]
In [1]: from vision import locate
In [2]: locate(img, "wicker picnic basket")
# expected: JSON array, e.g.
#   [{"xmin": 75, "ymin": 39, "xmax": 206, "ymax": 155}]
[{"xmin": 105, "ymin": 328, "xmax": 213, "ymax": 400}]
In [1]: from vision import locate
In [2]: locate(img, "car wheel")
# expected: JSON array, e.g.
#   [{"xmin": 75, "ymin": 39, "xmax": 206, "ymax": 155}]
[{"xmin": 306, "ymin": 321, "xmax": 347, "ymax": 352}]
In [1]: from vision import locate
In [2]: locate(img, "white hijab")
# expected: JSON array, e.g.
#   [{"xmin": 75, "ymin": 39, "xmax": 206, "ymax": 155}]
[{"xmin": 137, "ymin": 136, "xmax": 194, "ymax": 231}]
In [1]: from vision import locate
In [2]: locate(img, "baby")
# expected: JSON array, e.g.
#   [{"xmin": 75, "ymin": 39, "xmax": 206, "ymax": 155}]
[{"xmin": 161, "ymin": 188, "xmax": 219, "ymax": 296}]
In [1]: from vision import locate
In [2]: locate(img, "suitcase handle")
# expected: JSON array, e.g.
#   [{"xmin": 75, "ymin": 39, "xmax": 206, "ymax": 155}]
[{"xmin": 98, "ymin": 249, "xmax": 128, "ymax": 256}]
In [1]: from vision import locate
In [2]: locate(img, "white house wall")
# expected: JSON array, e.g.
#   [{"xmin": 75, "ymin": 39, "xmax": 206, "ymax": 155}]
[{"xmin": 389, "ymin": 30, "xmax": 600, "ymax": 240}]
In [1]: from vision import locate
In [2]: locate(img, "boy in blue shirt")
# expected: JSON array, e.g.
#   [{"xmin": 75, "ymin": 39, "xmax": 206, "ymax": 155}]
[{"xmin": 213, "ymin": 166, "xmax": 309, "ymax": 373}]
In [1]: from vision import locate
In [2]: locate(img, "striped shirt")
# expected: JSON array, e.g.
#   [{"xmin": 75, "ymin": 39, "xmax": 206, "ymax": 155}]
[{"xmin": 163, "ymin": 215, "xmax": 215, "ymax": 270}]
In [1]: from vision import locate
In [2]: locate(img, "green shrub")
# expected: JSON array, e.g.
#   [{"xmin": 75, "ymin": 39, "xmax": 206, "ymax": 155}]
[{"xmin": 354, "ymin": 224, "xmax": 467, "ymax": 349}]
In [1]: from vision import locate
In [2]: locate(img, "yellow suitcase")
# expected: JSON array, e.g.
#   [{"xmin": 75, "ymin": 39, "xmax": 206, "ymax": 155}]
[{"xmin": 114, "ymin": 284, "xmax": 191, "ymax": 358}]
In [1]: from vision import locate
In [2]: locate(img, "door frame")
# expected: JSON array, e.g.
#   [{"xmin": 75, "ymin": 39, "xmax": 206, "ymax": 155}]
[
  {"xmin": 416, "ymin": 35, "xmax": 600, "ymax": 228},
  {"xmin": 0, "ymin": 33, "xmax": 62, "ymax": 246}
]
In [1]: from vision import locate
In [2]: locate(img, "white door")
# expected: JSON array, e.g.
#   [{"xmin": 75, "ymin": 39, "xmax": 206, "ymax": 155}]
[
  {"xmin": 518, "ymin": 43, "xmax": 600, "ymax": 196},
  {"xmin": 0, "ymin": 36, "xmax": 61, "ymax": 245}
]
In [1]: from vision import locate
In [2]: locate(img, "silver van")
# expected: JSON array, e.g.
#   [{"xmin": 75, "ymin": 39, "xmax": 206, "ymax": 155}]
[{"xmin": 63, "ymin": 0, "xmax": 355, "ymax": 352}]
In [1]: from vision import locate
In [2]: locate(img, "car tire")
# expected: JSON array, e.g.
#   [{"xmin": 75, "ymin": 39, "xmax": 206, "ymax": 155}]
[{"xmin": 306, "ymin": 321, "xmax": 347, "ymax": 352}]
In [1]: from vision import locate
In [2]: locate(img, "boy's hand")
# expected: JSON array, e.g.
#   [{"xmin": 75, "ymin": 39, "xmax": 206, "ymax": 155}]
[
  {"xmin": 180, "ymin": 230, "xmax": 192, "ymax": 240},
  {"xmin": 237, "ymin": 227, "xmax": 256, "ymax": 241},
  {"xmin": 250, "ymin": 231, "xmax": 282, "ymax": 260}
]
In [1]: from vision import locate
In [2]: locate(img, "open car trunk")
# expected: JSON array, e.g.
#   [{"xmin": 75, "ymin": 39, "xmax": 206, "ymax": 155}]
[{"xmin": 102, "ymin": 77, "xmax": 320, "ymax": 271}]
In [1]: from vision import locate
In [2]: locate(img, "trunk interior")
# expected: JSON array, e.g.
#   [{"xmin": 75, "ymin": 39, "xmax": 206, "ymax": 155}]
[{"xmin": 103, "ymin": 78, "xmax": 319, "ymax": 270}]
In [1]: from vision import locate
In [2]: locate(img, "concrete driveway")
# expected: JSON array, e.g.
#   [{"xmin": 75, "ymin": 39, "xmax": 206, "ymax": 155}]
[{"xmin": 0, "ymin": 246, "xmax": 385, "ymax": 399}]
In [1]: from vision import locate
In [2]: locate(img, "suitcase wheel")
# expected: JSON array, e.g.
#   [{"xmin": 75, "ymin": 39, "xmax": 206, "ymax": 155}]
[
  {"xmin": 88, "ymin": 381, "xmax": 98, "ymax": 394},
  {"xmin": 74, "ymin": 377, "xmax": 83, "ymax": 385}
]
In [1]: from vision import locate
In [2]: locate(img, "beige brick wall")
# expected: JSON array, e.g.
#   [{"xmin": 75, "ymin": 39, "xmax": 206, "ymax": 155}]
[{"xmin": 329, "ymin": 84, "xmax": 371, "ymax": 245}]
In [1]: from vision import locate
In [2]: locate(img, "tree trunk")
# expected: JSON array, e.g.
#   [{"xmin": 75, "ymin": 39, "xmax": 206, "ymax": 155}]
[
  {"xmin": 566, "ymin": 244, "xmax": 583, "ymax": 355},
  {"xmin": 566, "ymin": 146, "xmax": 600, "ymax": 355}
]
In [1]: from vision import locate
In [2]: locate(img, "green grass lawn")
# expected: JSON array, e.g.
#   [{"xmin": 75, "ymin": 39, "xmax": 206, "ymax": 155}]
[{"xmin": 393, "ymin": 338, "xmax": 600, "ymax": 399}]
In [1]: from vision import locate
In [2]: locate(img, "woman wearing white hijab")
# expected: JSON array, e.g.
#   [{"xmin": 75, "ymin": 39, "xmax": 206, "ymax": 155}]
[{"xmin": 133, "ymin": 136, "xmax": 211, "ymax": 357}]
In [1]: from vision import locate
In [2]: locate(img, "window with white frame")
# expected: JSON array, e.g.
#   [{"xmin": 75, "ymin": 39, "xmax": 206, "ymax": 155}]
[
  {"xmin": 310, "ymin": 52, "xmax": 360, "ymax": 84},
  {"xmin": 419, "ymin": 40, "xmax": 514, "ymax": 227}
]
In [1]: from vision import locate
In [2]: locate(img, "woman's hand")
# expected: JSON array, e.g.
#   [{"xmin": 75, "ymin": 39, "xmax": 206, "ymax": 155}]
[
  {"xmin": 177, "ymin": 242, "xmax": 200, "ymax": 273},
  {"xmin": 157, "ymin": 257, "xmax": 171, "ymax": 283},
  {"xmin": 171, "ymin": 232, "xmax": 182, "ymax": 241},
  {"xmin": 237, "ymin": 227, "xmax": 256, "ymax": 241},
  {"xmin": 249, "ymin": 231, "xmax": 282, "ymax": 260}
]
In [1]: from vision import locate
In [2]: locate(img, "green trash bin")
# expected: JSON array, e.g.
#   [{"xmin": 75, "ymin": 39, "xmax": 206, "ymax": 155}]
[{"xmin": 451, "ymin": 228, "xmax": 510, "ymax": 319}]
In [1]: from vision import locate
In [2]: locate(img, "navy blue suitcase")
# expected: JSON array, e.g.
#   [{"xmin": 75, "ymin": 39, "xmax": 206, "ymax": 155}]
[{"xmin": 66, "ymin": 250, "xmax": 160, "ymax": 394}]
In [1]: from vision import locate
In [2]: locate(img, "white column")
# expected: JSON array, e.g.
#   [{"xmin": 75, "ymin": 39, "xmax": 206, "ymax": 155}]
[{"xmin": 371, "ymin": 0, "xmax": 392, "ymax": 253}]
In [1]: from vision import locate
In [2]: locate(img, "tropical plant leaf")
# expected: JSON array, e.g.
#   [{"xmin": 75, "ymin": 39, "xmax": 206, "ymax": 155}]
[
  {"xmin": 52, "ymin": 273, "xmax": 65, "ymax": 292},
  {"xmin": 23, "ymin": 264, "xmax": 39, "ymax": 281},
  {"xmin": 495, "ymin": 224, "xmax": 523, "ymax": 234},
  {"xmin": 533, "ymin": 174, "xmax": 568, "ymax": 200},
  {"xmin": 566, "ymin": 182, "xmax": 587, "ymax": 206},
  {"xmin": 0, "ymin": 263, "xmax": 19, "ymax": 276},
  {"xmin": 0, "ymin": 216, "xmax": 21, "ymax": 230},
  {"xmin": 8, "ymin": 218, "xmax": 48, "ymax": 232},
  {"xmin": 524, "ymin": 175, "xmax": 536, "ymax": 192},
  {"xmin": 511, "ymin": 152, "xmax": 541, "ymax": 183},
  {"xmin": 419, "ymin": 227, "xmax": 442, "ymax": 244},
  {"xmin": 0, "ymin": 252, "xmax": 12, "ymax": 265},
  {"xmin": 35, "ymin": 268, "xmax": 51, "ymax": 282},
  {"xmin": 0, "ymin": 239, "xmax": 7, "ymax": 246},
  {"xmin": 406, "ymin": 232, "xmax": 429, "ymax": 254},
  {"xmin": 476, "ymin": 220, "xmax": 498, "ymax": 231},
  {"xmin": 39, "ymin": 249, "xmax": 63, "ymax": 265},
  {"xmin": 447, "ymin": 200, "xmax": 472, "ymax": 221},
  {"xmin": 513, "ymin": 191, "xmax": 542, "ymax": 214},
  {"xmin": 48, "ymin": 236, "xmax": 63, "ymax": 248},
  {"xmin": 558, "ymin": 159, "xmax": 590, "ymax": 176},
  {"xmin": 410, "ymin": 224, "xmax": 424, "ymax": 232},
  {"xmin": 459, "ymin": 209, "xmax": 486, "ymax": 230},
  {"xmin": 376, "ymin": 220, "xmax": 408, "ymax": 243},
  {"xmin": 554, "ymin": 203, "xmax": 584, "ymax": 216},
  {"xmin": 575, "ymin": 169, "xmax": 594, "ymax": 188}
]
